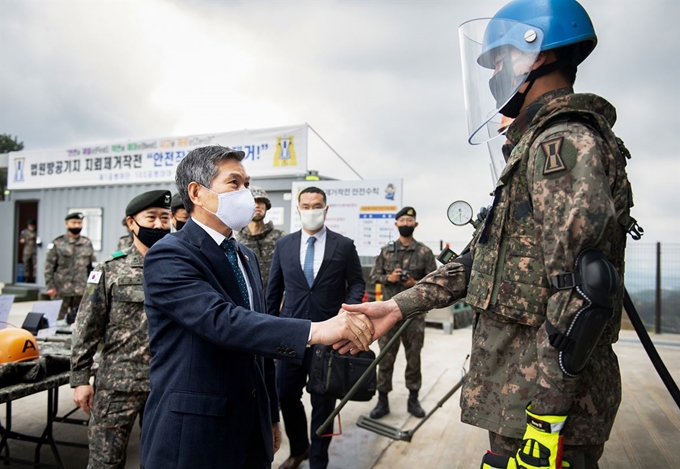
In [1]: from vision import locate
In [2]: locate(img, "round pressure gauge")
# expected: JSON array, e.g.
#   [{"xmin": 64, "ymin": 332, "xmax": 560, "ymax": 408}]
[{"xmin": 447, "ymin": 200, "xmax": 473, "ymax": 226}]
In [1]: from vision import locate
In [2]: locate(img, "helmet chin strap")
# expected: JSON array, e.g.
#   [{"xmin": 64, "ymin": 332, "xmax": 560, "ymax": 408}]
[
  {"xmin": 525, "ymin": 58, "xmax": 566, "ymax": 84},
  {"xmin": 501, "ymin": 59, "xmax": 568, "ymax": 118}
]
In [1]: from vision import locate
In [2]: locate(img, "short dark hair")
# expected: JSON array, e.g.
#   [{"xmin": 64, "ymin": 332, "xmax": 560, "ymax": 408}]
[
  {"xmin": 553, "ymin": 44, "xmax": 581, "ymax": 85},
  {"xmin": 175, "ymin": 146, "xmax": 245, "ymax": 213},
  {"xmin": 298, "ymin": 186, "xmax": 326, "ymax": 205}
]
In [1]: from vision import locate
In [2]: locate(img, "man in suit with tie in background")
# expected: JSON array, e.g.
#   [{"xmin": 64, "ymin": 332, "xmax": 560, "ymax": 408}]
[
  {"xmin": 141, "ymin": 148, "xmax": 374, "ymax": 469},
  {"xmin": 267, "ymin": 186, "xmax": 366, "ymax": 469}
]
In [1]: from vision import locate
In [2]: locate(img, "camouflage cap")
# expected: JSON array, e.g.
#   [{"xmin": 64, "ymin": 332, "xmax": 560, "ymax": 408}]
[
  {"xmin": 395, "ymin": 206, "xmax": 416, "ymax": 220},
  {"xmin": 126, "ymin": 190, "xmax": 172, "ymax": 216},
  {"xmin": 65, "ymin": 212, "xmax": 84, "ymax": 221},
  {"xmin": 250, "ymin": 186, "xmax": 271, "ymax": 210}
]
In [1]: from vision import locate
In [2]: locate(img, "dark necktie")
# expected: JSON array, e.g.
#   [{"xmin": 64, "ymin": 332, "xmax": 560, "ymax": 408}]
[
  {"xmin": 304, "ymin": 237, "xmax": 316, "ymax": 287},
  {"xmin": 221, "ymin": 238, "xmax": 250, "ymax": 309}
]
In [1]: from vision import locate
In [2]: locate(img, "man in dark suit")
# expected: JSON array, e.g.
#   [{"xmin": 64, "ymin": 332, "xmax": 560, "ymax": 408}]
[
  {"xmin": 141, "ymin": 147, "xmax": 373, "ymax": 469},
  {"xmin": 267, "ymin": 186, "xmax": 366, "ymax": 469}
]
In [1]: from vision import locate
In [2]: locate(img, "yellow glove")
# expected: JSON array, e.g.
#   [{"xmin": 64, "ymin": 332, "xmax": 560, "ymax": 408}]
[{"xmin": 480, "ymin": 405, "xmax": 570, "ymax": 469}]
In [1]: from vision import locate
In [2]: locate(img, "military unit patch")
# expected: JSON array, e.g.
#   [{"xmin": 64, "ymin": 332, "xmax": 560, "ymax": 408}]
[{"xmin": 541, "ymin": 137, "xmax": 566, "ymax": 175}]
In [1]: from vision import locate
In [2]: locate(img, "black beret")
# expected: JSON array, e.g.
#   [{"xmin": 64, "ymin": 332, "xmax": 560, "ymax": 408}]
[
  {"xmin": 65, "ymin": 212, "xmax": 84, "ymax": 221},
  {"xmin": 171, "ymin": 193, "xmax": 185, "ymax": 211},
  {"xmin": 395, "ymin": 206, "xmax": 416, "ymax": 220},
  {"xmin": 126, "ymin": 190, "xmax": 172, "ymax": 217}
]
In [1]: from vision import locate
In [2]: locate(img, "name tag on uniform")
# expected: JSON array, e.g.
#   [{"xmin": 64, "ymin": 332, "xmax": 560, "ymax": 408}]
[
  {"xmin": 87, "ymin": 271, "xmax": 103, "ymax": 284},
  {"xmin": 119, "ymin": 277, "xmax": 142, "ymax": 286}
]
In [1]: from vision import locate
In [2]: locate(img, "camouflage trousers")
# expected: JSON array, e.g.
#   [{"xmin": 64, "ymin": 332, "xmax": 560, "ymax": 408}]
[
  {"xmin": 489, "ymin": 431, "xmax": 604, "ymax": 469},
  {"xmin": 376, "ymin": 313, "xmax": 425, "ymax": 394},
  {"xmin": 460, "ymin": 312, "xmax": 620, "ymax": 445},
  {"xmin": 88, "ymin": 389, "xmax": 148, "ymax": 469},
  {"xmin": 57, "ymin": 295, "xmax": 82, "ymax": 320},
  {"xmin": 22, "ymin": 251, "xmax": 36, "ymax": 282}
]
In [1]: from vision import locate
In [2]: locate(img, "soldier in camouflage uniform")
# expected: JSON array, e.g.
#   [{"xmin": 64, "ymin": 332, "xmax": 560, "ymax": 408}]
[
  {"xmin": 117, "ymin": 217, "xmax": 133, "ymax": 251},
  {"xmin": 19, "ymin": 219, "xmax": 39, "ymax": 283},
  {"xmin": 170, "ymin": 192, "xmax": 189, "ymax": 231},
  {"xmin": 45, "ymin": 212, "xmax": 97, "ymax": 321},
  {"xmin": 344, "ymin": 1, "xmax": 636, "ymax": 467},
  {"xmin": 368, "ymin": 207, "xmax": 436, "ymax": 420},
  {"xmin": 71, "ymin": 190, "xmax": 171, "ymax": 469},
  {"xmin": 236, "ymin": 186, "xmax": 285, "ymax": 292}
]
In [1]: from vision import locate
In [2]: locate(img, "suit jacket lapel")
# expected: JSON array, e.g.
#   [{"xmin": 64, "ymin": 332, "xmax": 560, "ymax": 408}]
[
  {"xmin": 236, "ymin": 243, "xmax": 262, "ymax": 312},
  {"xmin": 289, "ymin": 231, "xmax": 309, "ymax": 286},
  {"xmin": 315, "ymin": 229, "xmax": 337, "ymax": 284},
  {"xmin": 183, "ymin": 219, "xmax": 248, "ymax": 308}
]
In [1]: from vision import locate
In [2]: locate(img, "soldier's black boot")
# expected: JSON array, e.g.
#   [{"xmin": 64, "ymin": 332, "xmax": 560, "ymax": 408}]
[
  {"xmin": 407, "ymin": 390, "xmax": 425, "ymax": 418},
  {"xmin": 370, "ymin": 392, "xmax": 390, "ymax": 419}
]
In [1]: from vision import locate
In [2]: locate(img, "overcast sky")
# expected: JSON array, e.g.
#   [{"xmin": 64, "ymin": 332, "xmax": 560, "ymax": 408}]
[{"xmin": 1, "ymin": 0, "xmax": 678, "ymax": 251}]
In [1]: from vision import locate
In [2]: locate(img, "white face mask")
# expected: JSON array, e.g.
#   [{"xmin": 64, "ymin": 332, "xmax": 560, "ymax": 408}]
[
  {"xmin": 203, "ymin": 186, "xmax": 255, "ymax": 232},
  {"xmin": 299, "ymin": 208, "xmax": 326, "ymax": 231}
]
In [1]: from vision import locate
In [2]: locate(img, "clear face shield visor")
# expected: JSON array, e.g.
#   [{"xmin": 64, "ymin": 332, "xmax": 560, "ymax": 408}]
[
  {"xmin": 459, "ymin": 18, "xmax": 544, "ymax": 145},
  {"xmin": 486, "ymin": 116, "xmax": 514, "ymax": 185}
]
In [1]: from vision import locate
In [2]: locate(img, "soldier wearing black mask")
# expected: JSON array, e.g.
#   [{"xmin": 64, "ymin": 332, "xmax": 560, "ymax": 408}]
[
  {"xmin": 367, "ymin": 206, "xmax": 437, "ymax": 420},
  {"xmin": 125, "ymin": 190, "xmax": 172, "ymax": 251},
  {"xmin": 45, "ymin": 212, "xmax": 97, "ymax": 323},
  {"xmin": 170, "ymin": 192, "xmax": 189, "ymax": 231},
  {"xmin": 70, "ymin": 189, "xmax": 171, "ymax": 468}
]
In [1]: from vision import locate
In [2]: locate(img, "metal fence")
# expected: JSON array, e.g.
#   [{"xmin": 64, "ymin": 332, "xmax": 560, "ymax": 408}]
[{"xmin": 625, "ymin": 242, "xmax": 680, "ymax": 334}]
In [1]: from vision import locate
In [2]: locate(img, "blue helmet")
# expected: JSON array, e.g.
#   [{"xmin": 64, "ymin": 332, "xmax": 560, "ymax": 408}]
[{"xmin": 478, "ymin": 0, "xmax": 597, "ymax": 69}]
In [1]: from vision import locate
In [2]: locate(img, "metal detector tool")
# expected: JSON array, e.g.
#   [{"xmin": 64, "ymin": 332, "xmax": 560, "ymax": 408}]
[
  {"xmin": 624, "ymin": 288, "xmax": 680, "ymax": 408},
  {"xmin": 316, "ymin": 316, "xmax": 418, "ymax": 437},
  {"xmin": 356, "ymin": 370, "xmax": 467, "ymax": 442}
]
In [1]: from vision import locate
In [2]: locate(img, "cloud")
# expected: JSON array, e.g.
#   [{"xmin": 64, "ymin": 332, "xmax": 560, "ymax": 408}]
[{"xmin": 1, "ymin": 0, "xmax": 678, "ymax": 247}]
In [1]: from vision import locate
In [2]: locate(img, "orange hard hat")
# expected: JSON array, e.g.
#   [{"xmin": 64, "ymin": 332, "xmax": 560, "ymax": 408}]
[{"xmin": 0, "ymin": 328, "xmax": 40, "ymax": 364}]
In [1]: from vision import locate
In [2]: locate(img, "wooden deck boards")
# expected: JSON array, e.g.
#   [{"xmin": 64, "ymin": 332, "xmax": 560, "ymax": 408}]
[{"xmin": 373, "ymin": 329, "xmax": 680, "ymax": 469}]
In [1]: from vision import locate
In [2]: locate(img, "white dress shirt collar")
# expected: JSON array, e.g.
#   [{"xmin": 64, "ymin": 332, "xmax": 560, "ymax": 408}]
[
  {"xmin": 192, "ymin": 217, "xmax": 235, "ymax": 246},
  {"xmin": 300, "ymin": 225, "xmax": 327, "ymax": 246}
]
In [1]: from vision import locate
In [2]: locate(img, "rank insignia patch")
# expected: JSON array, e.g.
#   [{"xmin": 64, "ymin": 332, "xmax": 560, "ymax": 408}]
[{"xmin": 542, "ymin": 137, "xmax": 566, "ymax": 175}]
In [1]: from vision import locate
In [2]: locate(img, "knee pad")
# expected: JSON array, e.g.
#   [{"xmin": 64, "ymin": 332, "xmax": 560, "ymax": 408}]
[{"xmin": 548, "ymin": 249, "xmax": 619, "ymax": 377}]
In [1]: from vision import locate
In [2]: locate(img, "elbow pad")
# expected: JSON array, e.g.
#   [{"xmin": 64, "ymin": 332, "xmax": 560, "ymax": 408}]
[{"xmin": 547, "ymin": 249, "xmax": 619, "ymax": 377}]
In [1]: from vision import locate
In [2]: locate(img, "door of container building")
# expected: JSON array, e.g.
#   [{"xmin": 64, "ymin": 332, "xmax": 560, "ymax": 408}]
[
  {"xmin": 0, "ymin": 201, "xmax": 15, "ymax": 285},
  {"xmin": 14, "ymin": 200, "xmax": 39, "ymax": 284}
]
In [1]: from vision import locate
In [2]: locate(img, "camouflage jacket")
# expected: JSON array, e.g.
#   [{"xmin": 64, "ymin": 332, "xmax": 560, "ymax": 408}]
[
  {"xmin": 44, "ymin": 234, "xmax": 96, "ymax": 296},
  {"xmin": 467, "ymin": 90, "xmax": 631, "ymax": 336},
  {"xmin": 394, "ymin": 90, "xmax": 633, "ymax": 444},
  {"xmin": 19, "ymin": 228, "xmax": 38, "ymax": 256},
  {"xmin": 236, "ymin": 221, "xmax": 285, "ymax": 291},
  {"xmin": 369, "ymin": 238, "xmax": 437, "ymax": 302},
  {"xmin": 70, "ymin": 245, "xmax": 150, "ymax": 392},
  {"xmin": 117, "ymin": 233, "xmax": 133, "ymax": 251}
]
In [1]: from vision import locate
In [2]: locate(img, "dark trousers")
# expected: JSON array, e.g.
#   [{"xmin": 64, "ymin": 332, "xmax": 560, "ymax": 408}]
[
  {"xmin": 276, "ymin": 349, "xmax": 336, "ymax": 469},
  {"xmin": 57, "ymin": 294, "xmax": 82, "ymax": 320}
]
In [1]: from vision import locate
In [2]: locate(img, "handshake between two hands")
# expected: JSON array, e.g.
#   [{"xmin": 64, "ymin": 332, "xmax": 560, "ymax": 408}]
[{"xmin": 308, "ymin": 299, "xmax": 404, "ymax": 354}]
